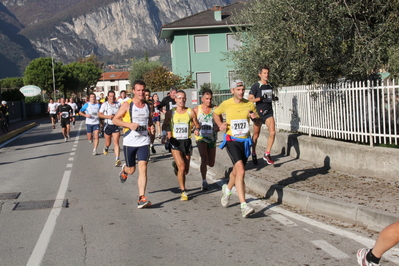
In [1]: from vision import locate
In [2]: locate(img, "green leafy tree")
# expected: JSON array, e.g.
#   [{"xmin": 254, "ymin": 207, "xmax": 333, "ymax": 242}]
[
  {"xmin": 0, "ymin": 77, "xmax": 24, "ymax": 89},
  {"xmin": 63, "ymin": 62, "xmax": 102, "ymax": 96},
  {"xmin": 226, "ymin": 0, "xmax": 399, "ymax": 86},
  {"xmin": 130, "ymin": 59, "xmax": 161, "ymax": 84},
  {"xmin": 143, "ymin": 66, "xmax": 181, "ymax": 91},
  {"xmin": 1, "ymin": 88, "xmax": 25, "ymax": 101},
  {"xmin": 24, "ymin": 57, "xmax": 64, "ymax": 99}
]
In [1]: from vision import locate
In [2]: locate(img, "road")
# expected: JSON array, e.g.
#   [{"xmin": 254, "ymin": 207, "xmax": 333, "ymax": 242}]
[{"xmin": 0, "ymin": 121, "xmax": 397, "ymax": 266}]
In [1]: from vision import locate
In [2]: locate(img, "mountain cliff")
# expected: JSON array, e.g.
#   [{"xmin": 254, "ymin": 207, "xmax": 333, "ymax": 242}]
[{"xmin": 0, "ymin": 0, "xmax": 236, "ymax": 78}]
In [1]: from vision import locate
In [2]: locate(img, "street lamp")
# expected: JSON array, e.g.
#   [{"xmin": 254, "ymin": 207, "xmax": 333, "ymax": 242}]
[{"xmin": 50, "ymin": 37, "xmax": 58, "ymax": 100}]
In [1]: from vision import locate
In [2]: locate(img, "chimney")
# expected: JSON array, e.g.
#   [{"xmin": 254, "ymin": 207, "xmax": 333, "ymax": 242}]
[{"xmin": 212, "ymin": 6, "xmax": 222, "ymax": 21}]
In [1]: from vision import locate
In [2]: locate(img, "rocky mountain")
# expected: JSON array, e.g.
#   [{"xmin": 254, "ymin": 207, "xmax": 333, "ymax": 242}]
[{"xmin": 0, "ymin": 0, "xmax": 236, "ymax": 79}]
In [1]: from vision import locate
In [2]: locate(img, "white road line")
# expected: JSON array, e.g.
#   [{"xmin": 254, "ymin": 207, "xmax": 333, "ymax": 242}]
[
  {"xmin": 302, "ymin": 228, "xmax": 314, "ymax": 234},
  {"xmin": 311, "ymin": 240, "xmax": 349, "ymax": 259},
  {"xmin": 68, "ymin": 157, "xmax": 74, "ymax": 161},
  {"xmin": 270, "ymin": 213, "xmax": 298, "ymax": 227},
  {"xmin": 0, "ymin": 125, "xmax": 39, "ymax": 149},
  {"xmin": 26, "ymin": 121, "xmax": 83, "ymax": 266},
  {"xmin": 66, "ymin": 164, "xmax": 73, "ymax": 168},
  {"xmin": 70, "ymin": 152, "xmax": 75, "ymax": 156}
]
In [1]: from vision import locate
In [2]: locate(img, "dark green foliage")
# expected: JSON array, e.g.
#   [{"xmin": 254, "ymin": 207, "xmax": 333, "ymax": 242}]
[{"xmin": 1, "ymin": 88, "xmax": 25, "ymax": 101}]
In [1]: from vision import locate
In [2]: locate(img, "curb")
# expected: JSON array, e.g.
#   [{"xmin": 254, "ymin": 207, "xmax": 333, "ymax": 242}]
[
  {"xmin": 191, "ymin": 148, "xmax": 399, "ymax": 232},
  {"xmin": 0, "ymin": 122, "xmax": 37, "ymax": 144}
]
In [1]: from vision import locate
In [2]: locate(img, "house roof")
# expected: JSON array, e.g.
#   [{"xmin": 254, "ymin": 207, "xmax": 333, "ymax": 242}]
[
  {"xmin": 160, "ymin": 1, "xmax": 248, "ymax": 40},
  {"xmin": 100, "ymin": 71, "xmax": 129, "ymax": 81}
]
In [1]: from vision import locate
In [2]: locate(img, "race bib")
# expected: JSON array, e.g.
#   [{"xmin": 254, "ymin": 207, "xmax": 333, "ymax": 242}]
[
  {"xmin": 135, "ymin": 117, "xmax": 148, "ymax": 136},
  {"xmin": 200, "ymin": 122, "xmax": 213, "ymax": 136},
  {"xmin": 231, "ymin": 119, "xmax": 249, "ymax": 137},
  {"xmin": 61, "ymin": 112, "xmax": 69, "ymax": 118},
  {"xmin": 174, "ymin": 123, "xmax": 189, "ymax": 139}
]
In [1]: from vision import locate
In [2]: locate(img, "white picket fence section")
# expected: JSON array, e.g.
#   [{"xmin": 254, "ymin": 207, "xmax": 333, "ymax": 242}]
[{"xmin": 274, "ymin": 80, "xmax": 399, "ymax": 146}]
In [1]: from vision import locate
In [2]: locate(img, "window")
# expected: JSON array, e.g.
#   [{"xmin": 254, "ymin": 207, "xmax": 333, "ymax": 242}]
[
  {"xmin": 228, "ymin": 71, "xmax": 238, "ymax": 87},
  {"xmin": 227, "ymin": 34, "xmax": 241, "ymax": 51},
  {"xmin": 194, "ymin": 35, "xmax": 209, "ymax": 53},
  {"xmin": 196, "ymin": 72, "xmax": 211, "ymax": 89}
]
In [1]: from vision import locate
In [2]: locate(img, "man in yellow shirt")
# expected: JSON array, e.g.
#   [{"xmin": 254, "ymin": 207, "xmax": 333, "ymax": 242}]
[{"xmin": 213, "ymin": 80, "xmax": 259, "ymax": 218}]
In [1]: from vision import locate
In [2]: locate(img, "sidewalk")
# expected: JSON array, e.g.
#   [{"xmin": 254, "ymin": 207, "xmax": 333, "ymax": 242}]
[{"xmin": 191, "ymin": 132, "xmax": 399, "ymax": 232}]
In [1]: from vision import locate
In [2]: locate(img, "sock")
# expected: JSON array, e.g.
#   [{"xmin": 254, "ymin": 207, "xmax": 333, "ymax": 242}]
[
  {"xmin": 116, "ymin": 157, "xmax": 119, "ymax": 160},
  {"xmin": 367, "ymin": 249, "xmax": 381, "ymax": 264},
  {"xmin": 240, "ymin": 202, "xmax": 247, "ymax": 208},
  {"xmin": 252, "ymin": 152, "xmax": 256, "ymax": 155},
  {"xmin": 266, "ymin": 151, "xmax": 271, "ymax": 155},
  {"xmin": 225, "ymin": 187, "xmax": 231, "ymax": 194}
]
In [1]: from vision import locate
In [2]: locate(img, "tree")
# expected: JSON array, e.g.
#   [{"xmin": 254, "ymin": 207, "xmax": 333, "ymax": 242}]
[
  {"xmin": 63, "ymin": 62, "xmax": 102, "ymax": 96},
  {"xmin": 226, "ymin": 0, "xmax": 399, "ymax": 86},
  {"xmin": 130, "ymin": 59, "xmax": 161, "ymax": 84},
  {"xmin": 0, "ymin": 77, "xmax": 24, "ymax": 89},
  {"xmin": 1, "ymin": 88, "xmax": 25, "ymax": 101},
  {"xmin": 142, "ymin": 66, "xmax": 196, "ymax": 91},
  {"xmin": 24, "ymin": 57, "xmax": 64, "ymax": 99}
]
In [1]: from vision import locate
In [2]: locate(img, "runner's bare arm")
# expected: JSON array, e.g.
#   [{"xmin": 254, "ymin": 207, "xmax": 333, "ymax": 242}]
[{"xmin": 112, "ymin": 102, "xmax": 139, "ymax": 130}]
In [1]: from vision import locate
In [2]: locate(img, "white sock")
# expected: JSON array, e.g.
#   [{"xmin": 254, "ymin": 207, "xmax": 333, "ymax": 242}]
[{"xmin": 241, "ymin": 202, "xmax": 247, "ymax": 208}]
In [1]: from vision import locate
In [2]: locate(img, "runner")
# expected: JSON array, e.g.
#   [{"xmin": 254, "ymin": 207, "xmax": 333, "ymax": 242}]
[
  {"xmin": 159, "ymin": 87, "xmax": 177, "ymax": 150},
  {"xmin": 117, "ymin": 90, "xmax": 130, "ymax": 104},
  {"xmin": 56, "ymin": 97, "xmax": 73, "ymax": 142},
  {"xmin": 68, "ymin": 97, "xmax": 78, "ymax": 128},
  {"xmin": 0, "ymin": 101, "xmax": 9, "ymax": 127},
  {"xmin": 193, "ymin": 88, "xmax": 219, "ymax": 190},
  {"xmin": 145, "ymin": 89, "xmax": 156, "ymax": 154},
  {"xmin": 79, "ymin": 93, "xmax": 101, "ymax": 155},
  {"xmin": 99, "ymin": 90, "xmax": 122, "ymax": 166},
  {"xmin": 152, "ymin": 93, "xmax": 162, "ymax": 139},
  {"xmin": 112, "ymin": 80, "xmax": 153, "ymax": 209},
  {"xmin": 163, "ymin": 90, "xmax": 200, "ymax": 201},
  {"xmin": 47, "ymin": 99, "xmax": 57, "ymax": 129},
  {"xmin": 213, "ymin": 80, "xmax": 259, "ymax": 218},
  {"xmin": 248, "ymin": 65, "xmax": 278, "ymax": 165}
]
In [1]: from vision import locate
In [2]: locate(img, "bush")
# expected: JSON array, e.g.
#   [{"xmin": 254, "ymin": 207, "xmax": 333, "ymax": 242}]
[{"xmin": 1, "ymin": 88, "xmax": 25, "ymax": 101}]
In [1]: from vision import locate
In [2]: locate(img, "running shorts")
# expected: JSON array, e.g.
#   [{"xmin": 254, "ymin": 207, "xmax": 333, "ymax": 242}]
[
  {"xmin": 124, "ymin": 145, "xmax": 150, "ymax": 167},
  {"xmin": 225, "ymin": 141, "xmax": 248, "ymax": 165},
  {"xmin": 170, "ymin": 138, "xmax": 192, "ymax": 156},
  {"xmin": 104, "ymin": 124, "xmax": 120, "ymax": 135},
  {"xmin": 152, "ymin": 116, "xmax": 160, "ymax": 123},
  {"xmin": 60, "ymin": 118, "xmax": 70, "ymax": 128},
  {"xmin": 86, "ymin": 124, "xmax": 100, "ymax": 133},
  {"xmin": 196, "ymin": 140, "xmax": 217, "ymax": 149},
  {"xmin": 258, "ymin": 108, "xmax": 274, "ymax": 124},
  {"xmin": 50, "ymin": 113, "xmax": 57, "ymax": 119}
]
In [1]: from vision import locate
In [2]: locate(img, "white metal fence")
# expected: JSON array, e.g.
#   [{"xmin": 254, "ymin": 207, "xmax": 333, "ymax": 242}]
[
  {"xmin": 212, "ymin": 80, "xmax": 399, "ymax": 146},
  {"xmin": 275, "ymin": 80, "xmax": 399, "ymax": 146}
]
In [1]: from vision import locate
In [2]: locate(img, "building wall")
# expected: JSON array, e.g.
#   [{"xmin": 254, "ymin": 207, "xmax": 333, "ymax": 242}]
[
  {"xmin": 172, "ymin": 28, "xmax": 236, "ymax": 92},
  {"xmin": 94, "ymin": 80, "xmax": 131, "ymax": 98}
]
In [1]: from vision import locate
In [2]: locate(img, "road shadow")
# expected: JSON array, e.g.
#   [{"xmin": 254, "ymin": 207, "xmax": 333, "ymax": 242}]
[{"xmin": 264, "ymin": 156, "xmax": 331, "ymax": 204}]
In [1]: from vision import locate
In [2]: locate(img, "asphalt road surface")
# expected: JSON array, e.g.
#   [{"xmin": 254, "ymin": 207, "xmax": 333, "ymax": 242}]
[{"xmin": 0, "ymin": 121, "xmax": 398, "ymax": 266}]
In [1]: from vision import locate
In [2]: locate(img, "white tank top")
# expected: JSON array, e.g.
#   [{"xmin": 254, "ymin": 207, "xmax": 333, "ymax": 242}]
[{"xmin": 123, "ymin": 102, "xmax": 150, "ymax": 147}]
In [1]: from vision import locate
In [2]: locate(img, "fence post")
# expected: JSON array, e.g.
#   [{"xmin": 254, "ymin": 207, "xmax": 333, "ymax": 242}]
[
  {"xmin": 307, "ymin": 87, "xmax": 312, "ymax": 137},
  {"xmin": 367, "ymin": 80, "xmax": 373, "ymax": 147}
]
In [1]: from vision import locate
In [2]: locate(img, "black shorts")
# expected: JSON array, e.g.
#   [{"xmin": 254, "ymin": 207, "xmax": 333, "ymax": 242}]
[
  {"xmin": 50, "ymin": 113, "xmax": 57, "ymax": 119},
  {"xmin": 225, "ymin": 141, "xmax": 248, "ymax": 165},
  {"xmin": 170, "ymin": 138, "xmax": 192, "ymax": 156},
  {"xmin": 257, "ymin": 108, "xmax": 274, "ymax": 124},
  {"xmin": 104, "ymin": 124, "xmax": 120, "ymax": 135},
  {"xmin": 60, "ymin": 118, "xmax": 70, "ymax": 128}
]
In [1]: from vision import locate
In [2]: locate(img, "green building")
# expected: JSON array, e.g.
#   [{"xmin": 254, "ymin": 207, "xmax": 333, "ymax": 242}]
[{"xmin": 160, "ymin": 2, "xmax": 247, "ymax": 92}]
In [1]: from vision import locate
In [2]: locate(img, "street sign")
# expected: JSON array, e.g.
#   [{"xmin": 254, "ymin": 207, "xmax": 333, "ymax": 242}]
[{"xmin": 20, "ymin": 85, "xmax": 41, "ymax": 97}]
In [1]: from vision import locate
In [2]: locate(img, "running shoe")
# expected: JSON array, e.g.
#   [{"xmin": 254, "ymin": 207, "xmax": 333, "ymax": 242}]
[
  {"xmin": 201, "ymin": 180, "xmax": 208, "ymax": 191},
  {"xmin": 357, "ymin": 248, "xmax": 380, "ymax": 266},
  {"xmin": 89, "ymin": 139, "xmax": 93, "ymax": 144},
  {"xmin": 92, "ymin": 149, "xmax": 97, "ymax": 156},
  {"xmin": 137, "ymin": 196, "xmax": 152, "ymax": 209},
  {"xmin": 72, "ymin": 125, "xmax": 75, "ymax": 128},
  {"xmin": 103, "ymin": 147, "xmax": 108, "ymax": 155},
  {"xmin": 180, "ymin": 191, "xmax": 189, "ymax": 201},
  {"xmin": 241, "ymin": 204, "xmax": 255, "ymax": 218},
  {"xmin": 52, "ymin": 125, "xmax": 55, "ymax": 129},
  {"xmin": 119, "ymin": 164, "xmax": 128, "ymax": 183},
  {"xmin": 115, "ymin": 159, "xmax": 121, "ymax": 167},
  {"xmin": 64, "ymin": 137, "xmax": 67, "ymax": 142},
  {"xmin": 172, "ymin": 161, "xmax": 178, "ymax": 176},
  {"xmin": 67, "ymin": 135, "xmax": 70, "ymax": 141},
  {"xmin": 252, "ymin": 153, "xmax": 258, "ymax": 165},
  {"xmin": 263, "ymin": 153, "xmax": 274, "ymax": 165},
  {"xmin": 221, "ymin": 184, "xmax": 232, "ymax": 207},
  {"xmin": 151, "ymin": 145, "xmax": 156, "ymax": 154}
]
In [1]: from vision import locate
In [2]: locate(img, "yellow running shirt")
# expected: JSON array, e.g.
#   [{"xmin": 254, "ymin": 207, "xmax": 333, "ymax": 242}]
[
  {"xmin": 214, "ymin": 98, "xmax": 257, "ymax": 139},
  {"xmin": 170, "ymin": 107, "xmax": 192, "ymax": 139}
]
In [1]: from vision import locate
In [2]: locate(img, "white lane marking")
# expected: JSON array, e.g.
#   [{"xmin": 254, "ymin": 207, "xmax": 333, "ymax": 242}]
[
  {"xmin": 71, "ymin": 148, "xmax": 76, "ymax": 151},
  {"xmin": 26, "ymin": 171, "xmax": 72, "ymax": 266},
  {"xmin": 271, "ymin": 214, "xmax": 298, "ymax": 227},
  {"xmin": 70, "ymin": 152, "xmax": 75, "ymax": 156},
  {"xmin": 66, "ymin": 164, "xmax": 73, "ymax": 168},
  {"xmin": 303, "ymin": 228, "xmax": 314, "ymax": 234},
  {"xmin": 68, "ymin": 157, "xmax": 74, "ymax": 161},
  {"xmin": 311, "ymin": 240, "xmax": 349, "ymax": 259},
  {"xmin": 26, "ymin": 121, "xmax": 83, "ymax": 266},
  {"xmin": 194, "ymin": 161, "xmax": 399, "ymax": 265}
]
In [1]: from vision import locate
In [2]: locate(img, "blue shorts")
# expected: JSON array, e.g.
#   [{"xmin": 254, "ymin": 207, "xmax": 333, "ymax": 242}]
[
  {"xmin": 123, "ymin": 145, "xmax": 150, "ymax": 167},
  {"xmin": 86, "ymin": 124, "xmax": 100, "ymax": 133},
  {"xmin": 104, "ymin": 124, "xmax": 120, "ymax": 135},
  {"xmin": 152, "ymin": 116, "xmax": 160, "ymax": 123}
]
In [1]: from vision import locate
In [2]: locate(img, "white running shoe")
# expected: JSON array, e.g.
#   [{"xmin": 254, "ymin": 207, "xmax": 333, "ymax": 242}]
[
  {"xmin": 92, "ymin": 149, "xmax": 97, "ymax": 155},
  {"xmin": 241, "ymin": 204, "xmax": 255, "ymax": 218},
  {"xmin": 221, "ymin": 184, "xmax": 231, "ymax": 207}
]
